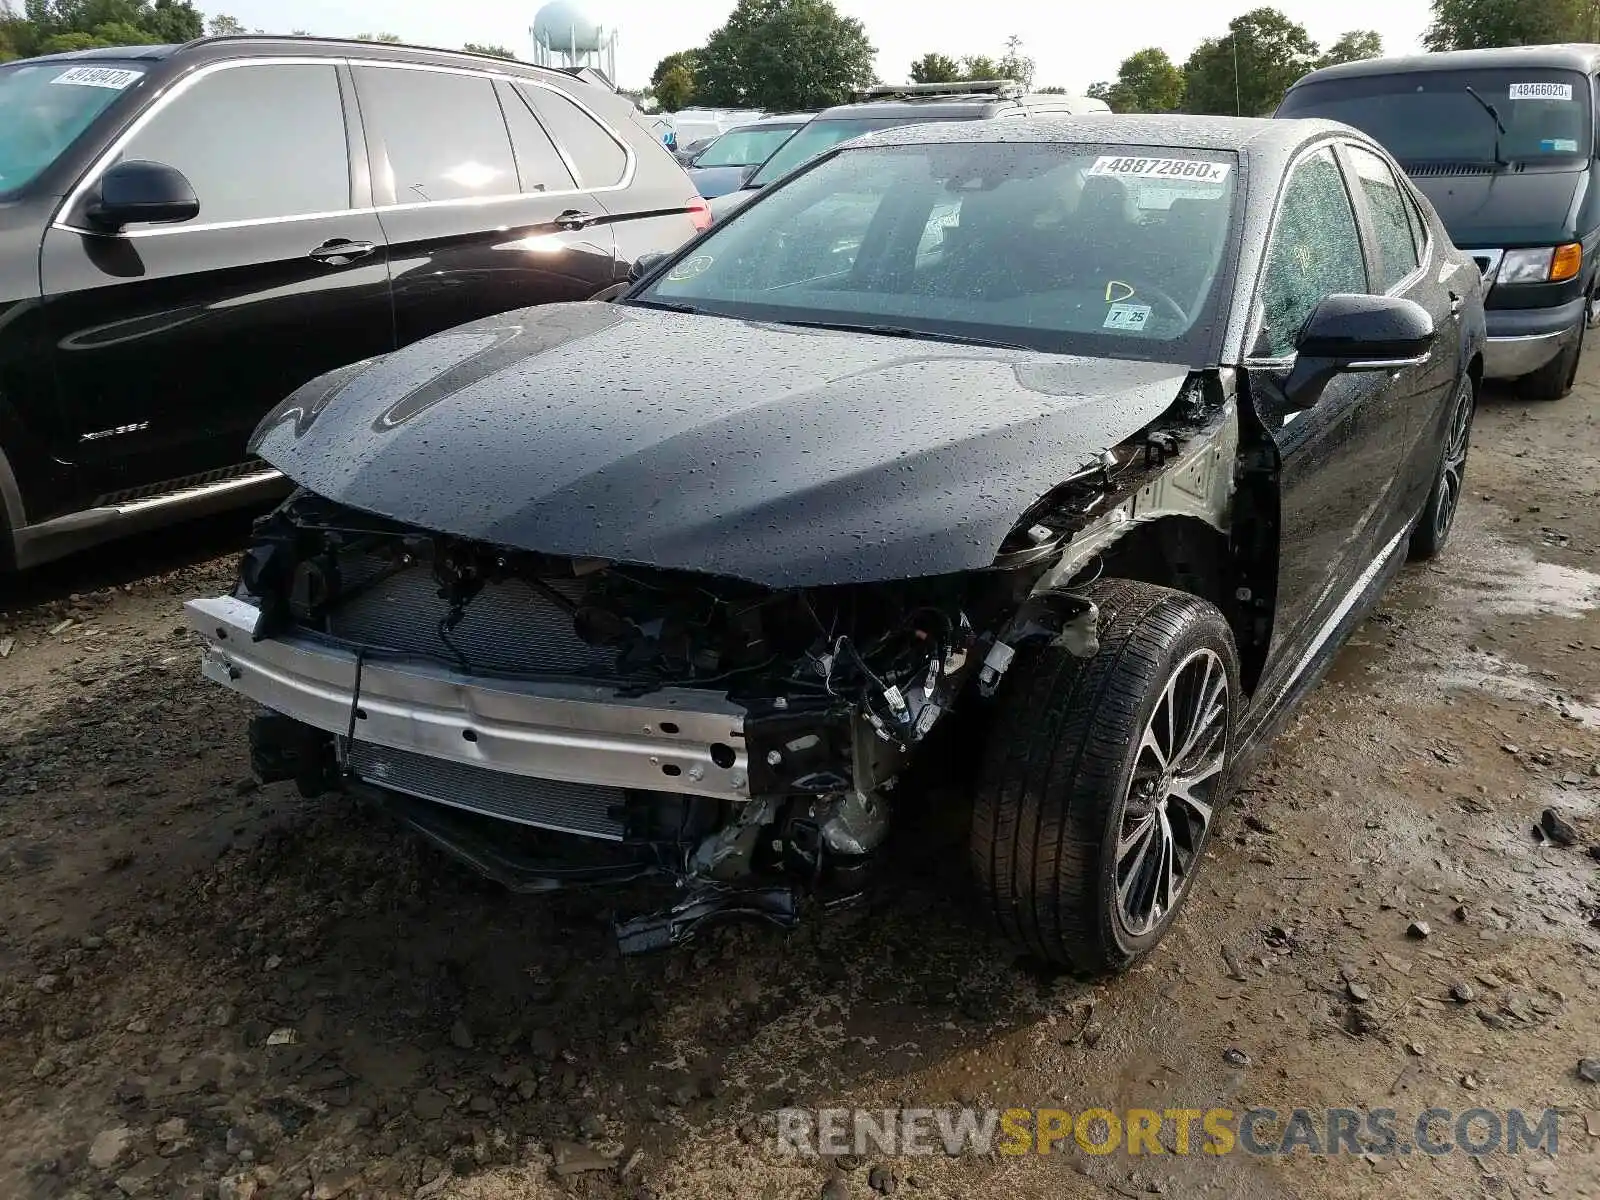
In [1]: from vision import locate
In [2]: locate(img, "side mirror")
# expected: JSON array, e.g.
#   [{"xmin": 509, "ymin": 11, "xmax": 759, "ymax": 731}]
[
  {"xmin": 629, "ymin": 251, "xmax": 671, "ymax": 283},
  {"xmin": 85, "ymin": 160, "xmax": 199, "ymax": 231},
  {"xmin": 1283, "ymin": 294, "xmax": 1434, "ymax": 412}
]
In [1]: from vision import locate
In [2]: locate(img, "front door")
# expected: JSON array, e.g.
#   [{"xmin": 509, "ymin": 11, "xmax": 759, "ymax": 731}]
[
  {"xmin": 1242, "ymin": 144, "xmax": 1415, "ymax": 685},
  {"xmin": 349, "ymin": 63, "xmax": 619, "ymax": 348},
  {"xmin": 40, "ymin": 59, "xmax": 393, "ymax": 502}
]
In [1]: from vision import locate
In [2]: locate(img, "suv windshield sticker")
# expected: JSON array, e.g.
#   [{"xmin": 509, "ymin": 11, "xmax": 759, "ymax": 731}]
[
  {"xmin": 1508, "ymin": 82, "xmax": 1573, "ymax": 101},
  {"xmin": 1542, "ymin": 138, "xmax": 1580, "ymax": 153},
  {"xmin": 1087, "ymin": 156, "xmax": 1231, "ymax": 183},
  {"xmin": 51, "ymin": 66, "xmax": 142, "ymax": 89},
  {"xmin": 1103, "ymin": 302, "xmax": 1152, "ymax": 332}
]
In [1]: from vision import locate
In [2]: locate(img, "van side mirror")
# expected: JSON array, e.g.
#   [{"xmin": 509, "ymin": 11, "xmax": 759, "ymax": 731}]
[
  {"xmin": 1283, "ymin": 294, "xmax": 1435, "ymax": 412},
  {"xmin": 85, "ymin": 160, "xmax": 200, "ymax": 232}
]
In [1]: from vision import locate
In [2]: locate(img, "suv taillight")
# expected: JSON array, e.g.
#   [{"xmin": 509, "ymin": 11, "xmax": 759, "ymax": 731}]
[{"xmin": 687, "ymin": 196, "xmax": 713, "ymax": 232}]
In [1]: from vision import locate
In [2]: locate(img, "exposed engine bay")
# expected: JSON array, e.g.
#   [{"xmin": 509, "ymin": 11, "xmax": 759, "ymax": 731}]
[{"xmin": 188, "ymin": 378, "xmax": 1255, "ymax": 952}]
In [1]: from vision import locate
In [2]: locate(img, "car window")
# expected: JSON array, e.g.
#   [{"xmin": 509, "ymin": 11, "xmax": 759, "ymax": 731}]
[
  {"xmin": 520, "ymin": 85, "xmax": 627, "ymax": 188},
  {"xmin": 355, "ymin": 66, "xmax": 518, "ymax": 206},
  {"xmin": 0, "ymin": 60, "xmax": 148, "ymax": 196},
  {"xmin": 493, "ymin": 80, "xmax": 577, "ymax": 192},
  {"xmin": 1400, "ymin": 183, "xmax": 1429, "ymax": 259},
  {"xmin": 1345, "ymin": 144, "xmax": 1419, "ymax": 291},
  {"xmin": 1259, "ymin": 147, "xmax": 1369, "ymax": 358},
  {"xmin": 116, "ymin": 63, "xmax": 346, "ymax": 225},
  {"xmin": 693, "ymin": 125, "xmax": 800, "ymax": 168},
  {"xmin": 636, "ymin": 141, "xmax": 1239, "ymax": 363}
]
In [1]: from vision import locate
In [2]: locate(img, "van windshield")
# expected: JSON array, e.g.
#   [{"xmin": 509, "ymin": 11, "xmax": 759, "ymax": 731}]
[
  {"xmin": 0, "ymin": 60, "xmax": 146, "ymax": 194},
  {"xmin": 1280, "ymin": 68, "xmax": 1592, "ymax": 166}
]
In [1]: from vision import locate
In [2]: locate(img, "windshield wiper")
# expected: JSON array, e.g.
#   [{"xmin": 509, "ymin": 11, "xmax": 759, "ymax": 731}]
[
  {"xmin": 624, "ymin": 298, "xmax": 702, "ymax": 315},
  {"xmin": 1464, "ymin": 86, "xmax": 1508, "ymax": 168},
  {"xmin": 767, "ymin": 318, "xmax": 1034, "ymax": 352}
]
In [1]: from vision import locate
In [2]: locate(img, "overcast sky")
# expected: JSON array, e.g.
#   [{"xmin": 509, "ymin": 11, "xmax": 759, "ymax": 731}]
[{"xmin": 215, "ymin": 0, "xmax": 1435, "ymax": 91}]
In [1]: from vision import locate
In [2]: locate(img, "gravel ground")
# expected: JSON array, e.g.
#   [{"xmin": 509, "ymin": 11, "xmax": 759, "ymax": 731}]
[{"xmin": 1, "ymin": 371, "xmax": 1598, "ymax": 1200}]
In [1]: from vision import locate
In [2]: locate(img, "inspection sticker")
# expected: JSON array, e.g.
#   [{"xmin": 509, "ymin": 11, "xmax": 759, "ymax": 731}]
[
  {"xmin": 52, "ymin": 66, "xmax": 143, "ymax": 89},
  {"xmin": 1509, "ymin": 82, "xmax": 1573, "ymax": 101},
  {"xmin": 1104, "ymin": 302, "xmax": 1152, "ymax": 332},
  {"xmin": 1087, "ymin": 156, "xmax": 1231, "ymax": 184}
]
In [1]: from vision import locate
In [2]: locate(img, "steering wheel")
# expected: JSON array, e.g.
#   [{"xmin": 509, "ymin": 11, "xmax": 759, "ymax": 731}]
[{"xmin": 1116, "ymin": 281, "xmax": 1189, "ymax": 325}]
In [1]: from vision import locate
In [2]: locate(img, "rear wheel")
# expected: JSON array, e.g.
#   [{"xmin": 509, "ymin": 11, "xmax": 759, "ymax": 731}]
[
  {"xmin": 1519, "ymin": 317, "xmax": 1584, "ymax": 400},
  {"xmin": 1409, "ymin": 372, "xmax": 1475, "ymax": 561},
  {"xmin": 970, "ymin": 579, "xmax": 1240, "ymax": 973}
]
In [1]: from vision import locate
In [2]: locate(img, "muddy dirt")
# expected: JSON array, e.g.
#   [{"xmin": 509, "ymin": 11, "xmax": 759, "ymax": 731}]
[{"xmin": 2, "ymin": 371, "xmax": 1598, "ymax": 1200}]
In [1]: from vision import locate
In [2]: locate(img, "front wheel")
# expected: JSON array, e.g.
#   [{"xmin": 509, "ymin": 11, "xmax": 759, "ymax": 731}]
[
  {"xmin": 970, "ymin": 580, "xmax": 1240, "ymax": 973},
  {"xmin": 1519, "ymin": 317, "xmax": 1584, "ymax": 400},
  {"xmin": 1409, "ymin": 372, "xmax": 1475, "ymax": 561}
]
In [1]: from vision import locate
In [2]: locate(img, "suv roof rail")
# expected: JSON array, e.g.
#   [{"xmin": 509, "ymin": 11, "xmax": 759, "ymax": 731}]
[{"xmin": 853, "ymin": 79, "xmax": 1025, "ymax": 101}]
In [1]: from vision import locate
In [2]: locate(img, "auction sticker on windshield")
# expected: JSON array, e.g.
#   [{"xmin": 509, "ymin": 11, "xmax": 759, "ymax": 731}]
[
  {"xmin": 1088, "ymin": 156, "xmax": 1231, "ymax": 184},
  {"xmin": 52, "ymin": 66, "xmax": 143, "ymax": 89},
  {"xmin": 1508, "ymin": 82, "xmax": 1573, "ymax": 101}
]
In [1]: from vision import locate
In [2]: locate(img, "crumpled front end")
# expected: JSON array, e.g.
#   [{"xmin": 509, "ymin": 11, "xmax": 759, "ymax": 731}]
[{"xmin": 186, "ymin": 492, "xmax": 1005, "ymax": 949}]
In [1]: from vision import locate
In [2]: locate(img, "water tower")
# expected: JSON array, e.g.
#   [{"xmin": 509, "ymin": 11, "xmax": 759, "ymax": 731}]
[{"xmin": 530, "ymin": 1, "xmax": 618, "ymax": 84}]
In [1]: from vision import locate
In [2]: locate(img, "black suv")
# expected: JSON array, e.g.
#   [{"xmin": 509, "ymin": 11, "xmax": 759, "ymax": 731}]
[
  {"xmin": 1279, "ymin": 45, "xmax": 1600, "ymax": 398},
  {"xmin": 0, "ymin": 37, "xmax": 708, "ymax": 570},
  {"xmin": 708, "ymin": 79, "xmax": 1111, "ymax": 218}
]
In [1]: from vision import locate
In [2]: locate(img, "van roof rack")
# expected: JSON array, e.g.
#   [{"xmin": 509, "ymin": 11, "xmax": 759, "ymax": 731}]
[{"xmin": 853, "ymin": 79, "xmax": 1025, "ymax": 102}]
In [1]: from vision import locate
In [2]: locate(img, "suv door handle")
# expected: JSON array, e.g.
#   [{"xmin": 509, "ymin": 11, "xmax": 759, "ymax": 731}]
[
  {"xmin": 308, "ymin": 238, "xmax": 377, "ymax": 265},
  {"xmin": 553, "ymin": 210, "xmax": 599, "ymax": 231},
  {"xmin": 1449, "ymin": 290, "xmax": 1463, "ymax": 316}
]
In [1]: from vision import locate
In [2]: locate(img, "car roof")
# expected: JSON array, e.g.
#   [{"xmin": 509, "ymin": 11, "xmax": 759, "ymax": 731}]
[
  {"xmin": 814, "ymin": 97, "xmax": 1010, "ymax": 120},
  {"xmin": 863, "ymin": 112, "xmax": 1347, "ymax": 155},
  {"xmin": 1294, "ymin": 43, "xmax": 1600, "ymax": 86},
  {"xmin": 16, "ymin": 43, "xmax": 179, "ymax": 62},
  {"xmin": 9, "ymin": 34, "xmax": 585, "ymax": 79}
]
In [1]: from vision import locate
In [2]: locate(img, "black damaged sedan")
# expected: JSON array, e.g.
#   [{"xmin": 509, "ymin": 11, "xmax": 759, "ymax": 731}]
[{"xmin": 189, "ymin": 116, "xmax": 1485, "ymax": 971}]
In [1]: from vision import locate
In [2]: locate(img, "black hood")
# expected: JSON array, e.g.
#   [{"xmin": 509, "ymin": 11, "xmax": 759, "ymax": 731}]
[
  {"xmin": 251, "ymin": 303, "xmax": 1191, "ymax": 587},
  {"xmin": 1409, "ymin": 165, "xmax": 1587, "ymax": 247}
]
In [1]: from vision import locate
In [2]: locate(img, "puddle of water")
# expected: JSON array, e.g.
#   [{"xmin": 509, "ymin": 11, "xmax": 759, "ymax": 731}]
[
  {"xmin": 1441, "ymin": 520, "xmax": 1600, "ymax": 619},
  {"xmin": 1435, "ymin": 656, "xmax": 1600, "ymax": 729}
]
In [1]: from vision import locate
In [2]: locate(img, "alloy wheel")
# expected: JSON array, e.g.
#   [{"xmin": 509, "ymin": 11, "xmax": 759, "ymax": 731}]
[
  {"xmin": 1434, "ymin": 379, "xmax": 1473, "ymax": 542},
  {"xmin": 1115, "ymin": 647, "xmax": 1231, "ymax": 937}
]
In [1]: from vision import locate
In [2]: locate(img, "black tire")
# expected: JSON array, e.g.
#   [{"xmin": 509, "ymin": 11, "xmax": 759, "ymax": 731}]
[
  {"xmin": 1518, "ymin": 317, "xmax": 1584, "ymax": 400},
  {"xmin": 971, "ymin": 579, "xmax": 1241, "ymax": 974},
  {"xmin": 1409, "ymin": 371, "xmax": 1475, "ymax": 562}
]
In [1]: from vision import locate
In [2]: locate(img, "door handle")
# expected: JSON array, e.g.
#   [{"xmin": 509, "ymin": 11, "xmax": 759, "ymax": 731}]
[
  {"xmin": 1448, "ymin": 290, "xmax": 1463, "ymax": 316},
  {"xmin": 553, "ymin": 210, "xmax": 599, "ymax": 231},
  {"xmin": 308, "ymin": 238, "xmax": 377, "ymax": 265}
]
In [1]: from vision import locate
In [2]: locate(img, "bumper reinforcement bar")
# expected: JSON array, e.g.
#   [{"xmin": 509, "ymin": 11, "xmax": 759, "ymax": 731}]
[{"xmin": 185, "ymin": 594, "xmax": 753, "ymax": 801}]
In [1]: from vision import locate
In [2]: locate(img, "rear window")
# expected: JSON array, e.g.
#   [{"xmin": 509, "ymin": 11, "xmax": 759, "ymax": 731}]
[
  {"xmin": 521, "ymin": 84, "xmax": 628, "ymax": 188},
  {"xmin": 1280, "ymin": 68, "xmax": 1592, "ymax": 166}
]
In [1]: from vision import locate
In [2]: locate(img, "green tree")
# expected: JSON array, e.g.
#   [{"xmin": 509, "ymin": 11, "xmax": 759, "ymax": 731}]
[
  {"xmin": 1318, "ymin": 29, "xmax": 1383, "ymax": 67},
  {"xmin": 0, "ymin": 0, "xmax": 202, "ymax": 56},
  {"xmin": 1086, "ymin": 80, "xmax": 1114, "ymax": 105},
  {"xmin": 1101, "ymin": 47, "xmax": 1185, "ymax": 113},
  {"xmin": 1183, "ymin": 7, "xmax": 1318, "ymax": 116},
  {"xmin": 462, "ymin": 41, "xmax": 516, "ymax": 59},
  {"xmin": 959, "ymin": 53, "xmax": 1000, "ymax": 80},
  {"xmin": 909, "ymin": 51, "xmax": 960, "ymax": 83},
  {"xmin": 1036, "ymin": 85, "xmax": 1068, "ymax": 94},
  {"xmin": 1424, "ymin": 0, "xmax": 1590, "ymax": 49},
  {"xmin": 206, "ymin": 12, "xmax": 243, "ymax": 36},
  {"xmin": 354, "ymin": 31, "xmax": 401, "ymax": 43},
  {"xmin": 655, "ymin": 62, "xmax": 694, "ymax": 109},
  {"xmin": 695, "ymin": 0, "xmax": 874, "ymax": 110},
  {"xmin": 996, "ymin": 33, "xmax": 1033, "ymax": 89},
  {"xmin": 650, "ymin": 48, "xmax": 700, "ymax": 89}
]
